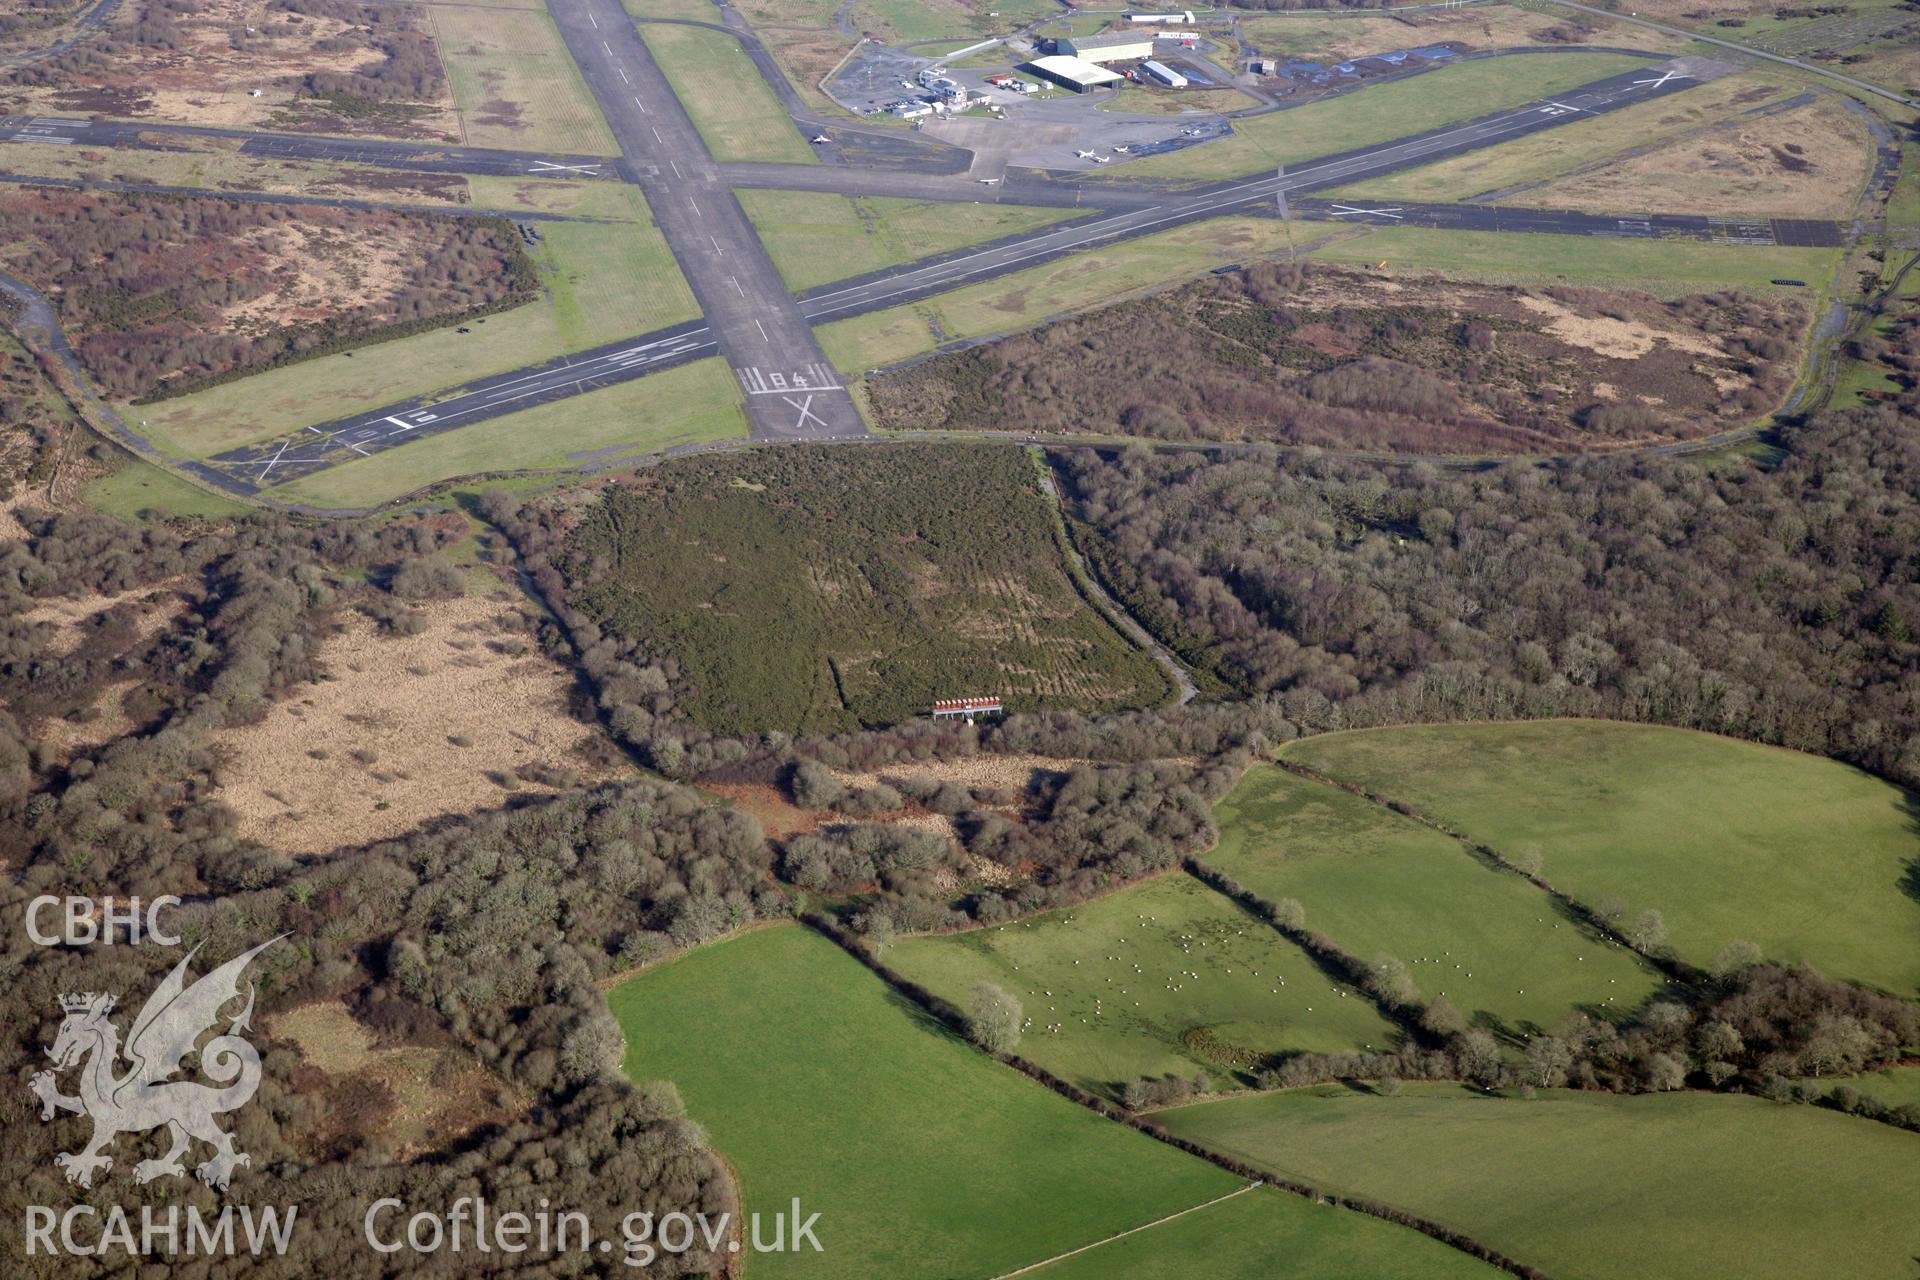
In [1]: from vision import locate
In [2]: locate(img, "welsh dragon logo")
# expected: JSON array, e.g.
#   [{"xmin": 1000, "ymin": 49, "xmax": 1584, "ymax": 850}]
[{"xmin": 29, "ymin": 936, "xmax": 283, "ymax": 1191}]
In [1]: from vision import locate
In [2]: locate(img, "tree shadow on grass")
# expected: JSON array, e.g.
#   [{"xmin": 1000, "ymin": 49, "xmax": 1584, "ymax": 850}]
[{"xmin": 1900, "ymin": 789, "xmax": 1920, "ymax": 909}]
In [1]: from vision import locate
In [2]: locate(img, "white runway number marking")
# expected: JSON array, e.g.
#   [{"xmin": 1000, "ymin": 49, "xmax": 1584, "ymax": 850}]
[{"xmin": 736, "ymin": 364, "xmax": 844, "ymax": 396}]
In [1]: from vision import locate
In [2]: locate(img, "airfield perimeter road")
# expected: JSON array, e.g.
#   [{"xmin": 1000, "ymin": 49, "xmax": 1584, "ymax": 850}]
[
  {"xmin": 549, "ymin": 0, "xmax": 867, "ymax": 442},
  {"xmin": 195, "ymin": 59, "xmax": 1730, "ymax": 492}
]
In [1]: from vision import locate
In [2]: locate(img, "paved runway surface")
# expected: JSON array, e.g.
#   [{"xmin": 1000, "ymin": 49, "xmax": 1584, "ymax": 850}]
[
  {"xmin": 551, "ymin": 0, "xmax": 866, "ymax": 441},
  {"xmin": 0, "ymin": 114, "xmax": 619, "ymax": 179},
  {"xmin": 192, "ymin": 58, "xmax": 1764, "ymax": 494}
]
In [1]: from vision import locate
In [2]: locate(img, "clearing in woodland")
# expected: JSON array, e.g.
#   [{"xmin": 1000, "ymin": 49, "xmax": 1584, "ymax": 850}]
[
  {"xmin": 556, "ymin": 444, "xmax": 1171, "ymax": 735},
  {"xmin": 213, "ymin": 591, "xmax": 625, "ymax": 854}
]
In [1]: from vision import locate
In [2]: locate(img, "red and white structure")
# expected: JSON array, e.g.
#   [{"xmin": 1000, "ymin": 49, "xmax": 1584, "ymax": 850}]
[{"xmin": 932, "ymin": 696, "xmax": 1004, "ymax": 721}]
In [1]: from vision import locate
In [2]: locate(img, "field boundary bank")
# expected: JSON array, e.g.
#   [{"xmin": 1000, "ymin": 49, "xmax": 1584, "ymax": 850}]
[
  {"xmin": 1269, "ymin": 757, "xmax": 1700, "ymax": 985},
  {"xmin": 982, "ymin": 1181, "xmax": 1261, "ymax": 1279},
  {"xmin": 1031, "ymin": 450, "xmax": 1199, "ymax": 708},
  {"xmin": 1182, "ymin": 854, "xmax": 1441, "ymax": 1042},
  {"xmin": 798, "ymin": 910, "xmax": 1560, "ymax": 1280}
]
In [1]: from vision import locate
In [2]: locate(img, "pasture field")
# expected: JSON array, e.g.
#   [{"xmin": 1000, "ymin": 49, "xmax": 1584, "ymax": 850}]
[
  {"xmin": 430, "ymin": 5, "xmax": 618, "ymax": 154},
  {"xmin": 640, "ymin": 24, "xmax": 818, "ymax": 164},
  {"xmin": 560, "ymin": 444, "xmax": 1170, "ymax": 734},
  {"xmin": 1323, "ymin": 72, "xmax": 1800, "ymax": 204},
  {"xmin": 1301, "ymin": 225, "xmax": 1839, "ymax": 298},
  {"xmin": 1027, "ymin": 1184, "xmax": 1501, "ymax": 1279},
  {"xmin": 134, "ymin": 188, "xmax": 696, "ymax": 458},
  {"xmin": 1158, "ymin": 1083, "xmax": 1920, "ymax": 1280},
  {"xmin": 1116, "ymin": 52, "xmax": 1651, "ymax": 180},
  {"xmin": 888, "ymin": 872, "xmax": 1403, "ymax": 1098},
  {"xmin": 266, "ymin": 357, "xmax": 746, "ymax": 509},
  {"xmin": 605, "ymin": 924, "xmax": 1244, "ymax": 1280},
  {"xmin": 1212, "ymin": 767, "xmax": 1662, "ymax": 1036},
  {"xmin": 1280, "ymin": 722, "xmax": 1920, "ymax": 997},
  {"xmin": 738, "ymin": 190, "xmax": 1080, "ymax": 292},
  {"xmin": 1814, "ymin": 1065, "xmax": 1920, "ymax": 1109}
]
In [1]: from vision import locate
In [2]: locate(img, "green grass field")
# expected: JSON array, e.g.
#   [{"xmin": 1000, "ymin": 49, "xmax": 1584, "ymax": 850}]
[
  {"xmin": 1027, "ymin": 1184, "xmax": 1501, "ymax": 1279},
  {"xmin": 1212, "ymin": 766, "xmax": 1663, "ymax": 1035},
  {"xmin": 1814, "ymin": 1065, "xmax": 1920, "ymax": 1109},
  {"xmin": 737, "ymin": 189, "xmax": 1080, "ymax": 292},
  {"xmin": 84, "ymin": 459, "xmax": 249, "ymax": 522},
  {"xmin": 1158, "ymin": 1082, "xmax": 1920, "ymax": 1280},
  {"xmin": 1301, "ymin": 225, "xmax": 1840, "ymax": 298},
  {"xmin": 265, "ymin": 357, "xmax": 745, "ymax": 509},
  {"xmin": 561, "ymin": 443, "xmax": 1169, "ymax": 733},
  {"xmin": 888, "ymin": 872, "xmax": 1402, "ymax": 1097},
  {"xmin": 1324, "ymin": 73, "xmax": 1794, "ymax": 205},
  {"xmin": 133, "ymin": 188, "xmax": 697, "ymax": 459},
  {"xmin": 608, "ymin": 926, "xmax": 1493, "ymax": 1280},
  {"xmin": 1118, "ymin": 52, "xmax": 1651, "ymax": 180},
  {"xmin": 817, "ymin": 215, "xmax": 1306, "ymax": 371},
  {"xmin": 607, "ymin": 925, "xmax": 1239, "ymax": 1279},
  {"xmin": 1280, "ymin": 722, "xmax": 1920, "ymax": 997},
  {"xmin": 1891, "ymin": 141, "xmax": 1920, "ymax": 228},
  {"xmin": 641, "ymin": 24, "xmax": 818, "ymax": 164},
  {"xmin": 429, "ymin": 4, "xmax": 618, "ymax": 154}
]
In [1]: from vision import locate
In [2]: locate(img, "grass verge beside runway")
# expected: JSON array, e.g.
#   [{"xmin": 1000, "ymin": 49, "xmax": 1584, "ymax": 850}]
[
  {"xmin": 1157, "ymin": 1083, "xmax": 1920, "ymax": 1280},
  {"xmin": 816, "ymin": 215, "xmax": 1828, "ymax": 375},
  {"xmin": 640, "ymin": 24, "xmax": 819, "ymax": 165},
  {"xmin": 739, "ymin": 189, "xmax": 1081, "ymax": 292},
  {"xmin": 1280, "ymin": 722, "xmax": 1920, "ymax": 997},
  {"xmin": 85, "ymin": 459, "xmax": 250, "ymax": 522},
  {"xmin": 1211, "ymin": 766, "xmax": 1663, "ymax": 1036},
  {"xmin": 133, "ymin": 186, "xmax": 697, "ymax": 458},
  {"xmin": 816, "ymin": 215, "xmax": 1312, "ymax": 371},
  {"xmin": 265, "ymin": 357, "xmax": 745, "ymax": 508},
  {"xmin": 888, "ymin": 872, "xmax": 1402, "ymax": 1099},
  {"xmin": 1301, "ymin": 225, "xmax": 1840, "ymax": 297},
  {"xmin": 1116, "ymin": 51, "xmax": 1652, "ymax": 181},
  {"xmin": 1321, "ymin": 72, "xmax": 1796, "ymax": 205},
  {"xmin": 431, "ymin": 4, "xmax": 619, "ymax": 154}
]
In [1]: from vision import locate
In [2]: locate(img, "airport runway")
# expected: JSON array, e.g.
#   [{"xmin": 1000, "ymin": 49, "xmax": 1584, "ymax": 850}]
[
  {"xmin": 548, "ymin": 0, "xmax": 866, "ymax": 441},
  {"xmin": 0, "ymin": 114, "xmax": 619, "ymax": 180},
  {"xmin": 192, "ymin": 58, "xmax": 1775, "ymax": 493}
]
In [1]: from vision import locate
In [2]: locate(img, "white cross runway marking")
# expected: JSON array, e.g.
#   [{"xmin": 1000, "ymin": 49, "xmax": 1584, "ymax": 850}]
[
  {"xmin": 256, "ymin": 438, "xmax": 291, "ymax": 482},
  {"xmin": 1633, "ymin": 70, "xmax": 1687, "ymax": 89},
  {"xmin": 1328, "ymin": 203, "xmax": 1404, "ymax": 220},
  {"xmin": 783, "ymin": 395, "xmax": 829, "ymax": 431},
  {"xmin": 528, "ymin": 160, "xmax": 601, "ymax": 174}
]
